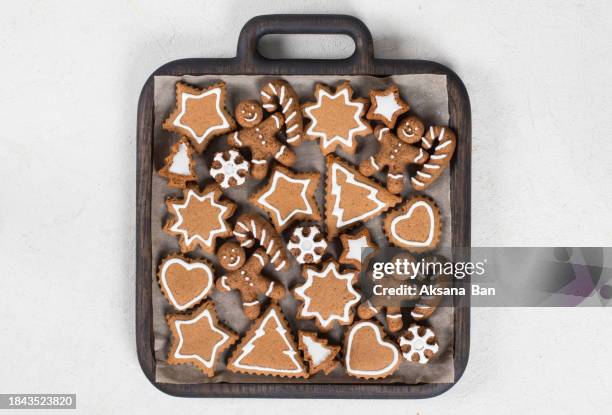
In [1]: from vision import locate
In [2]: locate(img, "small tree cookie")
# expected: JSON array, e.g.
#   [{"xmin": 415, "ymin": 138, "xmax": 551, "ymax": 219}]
[
  {"xmin": 215, "ymin": 241, "xmax": 285, "ymax": 320},
  {"xmin": 228, "ymin": 100, "xmax": 296, "ymax": 179},
  {"xmin": 359, "ymin": 121, "xmax": 429, "ymax": 194}
]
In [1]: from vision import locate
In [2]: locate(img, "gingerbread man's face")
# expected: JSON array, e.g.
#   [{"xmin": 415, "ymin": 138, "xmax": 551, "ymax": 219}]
[
  {"xmin": 235, "ymin": 100, "xmax": 263, "ymax": 128},
  {"xmin": 218, "ymin": 241, "xmax": 246, "ymax": 271},
  {"xmin": 396, "ymin": 115, "xmax": 424, "ymax": 144}
]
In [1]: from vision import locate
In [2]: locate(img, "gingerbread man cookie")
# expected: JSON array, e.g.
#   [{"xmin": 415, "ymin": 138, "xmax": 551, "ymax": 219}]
[
  {"xmin": 215, "ymin": 242, "xmax": 285, "ymax": 320},
  {"xmin": 260, "ymin": 80, "xmax": 304, "ymax": 146},
  {"xmin": 359, "ymin": 123, "xmax": 429, "ymax": 194},
  {"xmin": 228, "ymin": 101, "xmax": 295, "ymax": 179}
]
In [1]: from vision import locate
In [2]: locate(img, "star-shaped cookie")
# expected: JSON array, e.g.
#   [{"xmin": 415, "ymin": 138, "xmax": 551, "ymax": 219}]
[
  {"xmin": 339, "ymin": 227, "xmax": 378, "ymax": 270},
  {"xmin": 250, "ymin": 165, "xmax": 321, "ymax": 232},
  {"xmin": 163, "ymin": 82, "xmax": 236, "ymax": 153},
  {"xmin": 166, "ymin": 301, "xmax": 237, "ymax": 376},
  {"xmin": 302, "ymin": 82, "xmax": 372, "ymax": 155},
  {"xmin": 164, "ymin": 183, "xmax": 236, "ymax": 254},
  {"xmin": 293, "ymin": 259, "xmax": 361, "ymax": 331},
  {"xmin": 366, "ymin": 85, "xmax": 409, "ymax": 128}
]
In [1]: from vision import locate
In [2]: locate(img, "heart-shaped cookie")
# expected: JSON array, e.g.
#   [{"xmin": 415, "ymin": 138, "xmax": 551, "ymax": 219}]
[
  {"xmin": 344, "ymin": 321, "xmax": 400, "ymax": 379},
  {"xmin": 158, "ymin": 255, "xmax": 213, "ymax": 311},
  {"xmin": 383, "ymin": 195, "xmax": 441, "ymax": 252}
]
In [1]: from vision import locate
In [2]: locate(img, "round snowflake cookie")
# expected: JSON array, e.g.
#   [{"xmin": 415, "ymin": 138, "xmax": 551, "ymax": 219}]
[
  {"xmin": 209, "ymin": 149, "xmax": 250, "ymax": 189},
  {"xmin": 398, "ymin": 324, "xmax": 439, "ymax": 364},
  {"xmin": 287, "ymin": 225, "xmax": 327, "ymax": 264}
]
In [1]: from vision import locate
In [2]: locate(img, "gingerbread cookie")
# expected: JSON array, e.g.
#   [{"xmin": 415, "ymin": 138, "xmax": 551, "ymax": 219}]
[
  {"xmin": 232, "ymin": 213, "xmax": 289, "ymax": 272},
  {"xmin": 163, "ymin": 82, "xmax": 236, "ymax": 153},
  {"xmin": 359, "ymin": 124, "xmax": 428, "ymax": 194},
  {"xmin": 344, "ymin": 320, "xmax": 401, "ymax": 379},
  {"xmin": 293, "ymin": 259, "xmax": 361, "ymax": 331},
  {"xmin": 383, "ymin": 195, "xmax": 441, "ymax": 253},
  {"xmin": 357, "ymin": 301, "xmax": 404, "ymax": 333},
  {"xmin": 228, "ymin": 103, "xmax": 295, "ymax": 179},
  {"xmin": 209, "ymin": 148, "xmax": 250, "ymax": 189},
  {"xmin": 396, "ymin": 114, "xmax": 425, "ymax": 144},
  {"xmin": 339, "ymin": 227, "xmax": 377, "ymax": 270},
  {"xmin": 251, "ymin": 165, "xmax": 321, "ymax": 232},
  {"xmin": 215, "ymin": 243, "xmax": 285, "ymax": 320},
  {"xmin": 227, "ymin": 302, "xmax": 308, "ymax": 378},
  {"xmin": 398, "ymin": 323, "xmax": 439, "ymax": 364},
  {"xmin": 158, "ymin": 138, "xmax": 198, "ymax": 189},
  {"xmin": 286, "ymin": 225, "xmax": 327, "ymax": 264},
  {"xmin": 410, "ymin": 255, "xmax": 449, "ymax": 321},
  {"xmin": 260, "ymin": 80, "xmax": 304, "ymax": 146},
  {"xmin": 157, "ymin": 254, "xmax": 214, "ymax": 311},
  {"xmin": 166, "ymin": 301, "xmax": 237, "ymax": 376},
  {"xmin": 411, "ymin": 125, "xmax": 457, "ymax": 190},
  {"xmin": 326, "ymin": 155, "xmax": 401, "ymax": 239},
  {"xmin": 234, "ymin": 99, "xmax": 263, "ymax": 127},
  {"xmin": 303, "ymin": 82, "xmax": 372, "ymax": 155},
  {"xmin": 366, "ymin": 85, "xmax": 410, "ymax": 128},
  {"xmin": 164, "ymin": 184, "xmax": 236, "ymax": 254},
  {"xmin": 298, "ymin": 331, "xmax": 340, "ymax": 375}
]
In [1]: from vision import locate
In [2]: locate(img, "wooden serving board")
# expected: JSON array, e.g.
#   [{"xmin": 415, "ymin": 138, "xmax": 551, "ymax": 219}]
[{"xmin": 136, "ymin": 14, "xmax": 471, "ymax": 399}]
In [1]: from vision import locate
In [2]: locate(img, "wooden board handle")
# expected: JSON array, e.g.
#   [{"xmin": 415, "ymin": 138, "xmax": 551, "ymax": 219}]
[{"xmin": 236, "ymin": 14, "xmax": 374, "ymax": 69}]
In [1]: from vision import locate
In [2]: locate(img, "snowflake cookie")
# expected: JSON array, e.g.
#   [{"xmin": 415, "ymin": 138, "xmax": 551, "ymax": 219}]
[
  {"xmin": 398, "ymin": 323, "xmax": 439, "ymax": 364},
  {"xmin": 286, "ymin": 225, "xmax": 327, "ymax": 264},
  {"xmin": 209, "ymin": 149, "xmax": 250, "ymax": 189}
]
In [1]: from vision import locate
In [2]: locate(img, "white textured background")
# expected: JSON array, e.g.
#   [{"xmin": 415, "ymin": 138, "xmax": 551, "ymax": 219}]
[{"xmin": 1, "ymin": 1, "xmax": 611, "ymax": 414}]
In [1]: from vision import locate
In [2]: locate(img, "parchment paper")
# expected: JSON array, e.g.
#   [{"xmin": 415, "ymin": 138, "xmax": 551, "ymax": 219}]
[{"xmin": 151, "ymin": 74, "xmax": 454, "ymax": 384}]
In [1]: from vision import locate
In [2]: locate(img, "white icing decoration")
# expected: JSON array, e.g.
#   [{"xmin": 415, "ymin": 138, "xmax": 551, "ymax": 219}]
[
  {"xmin": 302, "ymin": 334, "xmax": 331, "ymax": 366},
  {"xmin": 286, "ymin": 226, "xmax": 327, "ymax": 264},
  {"xmin": 330, "ymin": 161, "xmax": 385, "ymax": 227},
  {"xmin": 174, "ymin": 308, "xmax": 230, "ymax": 367},
  {"xmin": 390, "ymin": 201, "xmax": 435, "ymax": 247},
  {"xmin": 232, "ymin": 308, "xmax": 303, "ymax": 374},
  {"xmin": 345, "ymin": 321, "xmax": 399, "ymax": 376},
  {"xmin": 257, "ymin": 170, "xmax": 313, "ymax": 227},
  {"xmin": 169, "ymin": 189, "xmax": 229, "ymax": 248},
  {"xmin": 399, "ymin": 325, "xmax": 439, "ymax": 364},
  {"xmin": 345, "ymin": 235, "xmax": 373, "ymax": 263},
  {"xmin": 374, "ymin": 92, "xmax": 402, "ymax": 121},
  {"xmin": 304, "ymin": 87, "xmax": 368, "ymax": 150},
  {"xmin": 294, "ymin": 262, "xmax": 360, "ymax": 328},
  {"xmin": 173, "ymin": 87, "xmax": 230, "ymax": 144},
  {"xmin": 209, "ymin": 150, "xmax": 249, "ymax": 189},
  {"xmin": 160, "ymin": 258, "xmax": 212, "ymax": 310},
  {"xmin": 168, "ymin": 143, "xmax": 192, "ymax": 176}
]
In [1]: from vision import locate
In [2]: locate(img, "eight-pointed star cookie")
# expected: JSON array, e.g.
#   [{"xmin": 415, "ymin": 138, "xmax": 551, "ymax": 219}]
[
  {"xmin": 250, "ymin": 165, "xmax": 321, "ymax": 232},
  {"xmin": 339, "ymin": 227, "xmax": 378, "ymax": 270},
  {"xmin": 163, "ymin": 82, "xmax": 236, "ymax": 153},
  {"xmin": 302, "ymin": 82, "xmax": 372, "ymax": 155},
  {"xmin": 166, "ymin": 301, "xmax": 237, "ymax": 377},
  {"xmin": 366, "ymin": 85, "xmax": 410, "ymax": 128},
  {"xmin": 164, "ymin": 183, "xmax": 236, "ymax": 254},
  {"xmin": 293, "ymin": 259, "xmax": 361, "ymax": 331}
]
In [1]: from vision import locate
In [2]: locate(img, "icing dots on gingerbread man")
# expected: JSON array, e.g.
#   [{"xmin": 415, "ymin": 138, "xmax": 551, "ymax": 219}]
[
  {"xmin": 163, "ymin": 184, "xmax": 236, "ymax": 254},
  {"xmin": 303, "ymin": 82, "xmax": 372, "ymax": 155},
  {"xmin": 215, "ymin": 242, "xmax": 285, "ymax": 320},
  {"xmin": 228, "ymin": 101, "xmax": 295, "ymax": 179},
  {"xmin": 163, "ymin": 82, "xmax": 236, "ymax": 153},
  {"xmin": 359, "ymin": 122, "xmax": 429, "ymax": 194}
]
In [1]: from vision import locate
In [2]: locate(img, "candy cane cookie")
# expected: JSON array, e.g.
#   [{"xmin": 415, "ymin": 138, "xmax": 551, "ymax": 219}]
[
  {"xmin": 260, "ymin": 80, "xmax": 304, "ymax": 146},
  {"xmin": 410, "ymin": 125, "xmax": 457, "ymax": 191},
  {"xmin": 232, "ymin": 213, "xmax": 290, "ymax": 272}
]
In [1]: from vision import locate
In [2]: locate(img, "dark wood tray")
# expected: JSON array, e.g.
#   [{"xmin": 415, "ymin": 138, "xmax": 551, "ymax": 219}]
[{"xmin": 136, "ymin": 14, "xmax": 471, "ymax": 399}]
